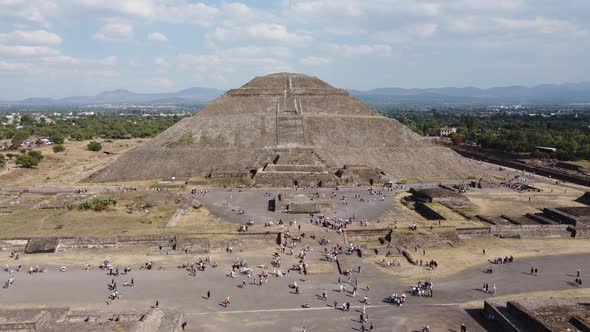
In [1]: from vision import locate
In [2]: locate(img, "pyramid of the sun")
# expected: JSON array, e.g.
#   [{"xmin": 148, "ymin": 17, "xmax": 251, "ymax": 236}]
[{"xmin": 88, "ymin": 73, "xmax": 478, "ymax": 186}]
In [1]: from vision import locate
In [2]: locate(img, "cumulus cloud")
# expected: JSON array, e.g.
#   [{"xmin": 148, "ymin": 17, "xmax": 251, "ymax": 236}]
[
  {"xmin": 41, "ymin": 55, "xmax": 117, "ymax": 66},
  {"xmin": 154, "ymin": 57, "xmax": 169, "ymax": 66},
  {"xmin": 376, "ymin": 23, "xmax": 438, "ymax": 43},
  {"xmin": 0, "ymin": 44, "xmax": 60, "ymax": 57},
  {"xmin": 212, "ymin": 23, "xmax": 312, "ymax": 45},
  {"xmin": 299, "ymin": 56, "xmax": 332, "ymax": 65},
  {"xmin": 327, "ymin": 44, "xmax": 393, "ymax": 57},
  {"xmin": 0, "ymin": 30, "xmax": 62, "ymax": 45},
  {"xmin": 147, "ymin": 32, "xmax": 168, "ymax": 42},
  {"xmin": 93, "ymin": 22, "xmax": 135, "ymax": 42},
  {"xmin": 0, "ymin": 60, "xmax": 32, "ymax": 71}
]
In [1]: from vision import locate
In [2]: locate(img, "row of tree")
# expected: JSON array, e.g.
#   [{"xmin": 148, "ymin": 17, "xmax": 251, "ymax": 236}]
[
  {"xmin": 1, "ymin": 114, "xmax": 184, "ymax": 149},
  {"xmin": 387, "ymin": 109, "xmax": 590, "ymax": 160}
]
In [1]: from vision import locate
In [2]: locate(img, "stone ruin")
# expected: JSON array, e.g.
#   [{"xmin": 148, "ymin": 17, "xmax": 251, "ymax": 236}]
[
  {"xmin": 87, "ymin": 73, "xmax": 480, "ymax": 186},
  {"xmin": 483, "ymin": 298, "xmax": 590, "ymax": 332},
  {"xmin": 406, "ymin": 187, "xmax": 478, "ymax": 220},
  {"xmin": 274, "ymin": 191, "xmax": 332, "ymax": 214},
  {"xmin": 0, "ymin": 307, "xmax": 184, "ymax": 332}
]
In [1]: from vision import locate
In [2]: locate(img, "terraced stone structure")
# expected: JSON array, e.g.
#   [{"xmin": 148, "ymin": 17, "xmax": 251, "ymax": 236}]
[{"xmin": 88, "ymin": 73, "xmax": 477, "ymax": 186}]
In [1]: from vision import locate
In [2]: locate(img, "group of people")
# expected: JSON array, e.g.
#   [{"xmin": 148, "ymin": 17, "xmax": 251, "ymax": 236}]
[
  {"xmin": 491, "ymin": 255, "xmax": 514, "ymax": 264},
  {"xmin": 411, "ymin": 281, "xmax": 433, "ymax": 297}
]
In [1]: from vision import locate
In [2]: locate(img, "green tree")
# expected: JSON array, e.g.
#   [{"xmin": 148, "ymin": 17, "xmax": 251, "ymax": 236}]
[
  {"xmin": 49, "ymin": 133, "xmax": 65, "ymax": 144},
  {"xmin": 0, "ymin": 154, "xmax": 5, "ymax": 168},
  {"xmin": 52, "ymin": 144, "xmax": 65, "ymax": 153},
  {"xmin": 87, "ymin": 141, "xmax": 102, "ymax": 151},
  {"xmin": 15, "ymin": 151, "xmax": 43, "ymax": 168},
  {"xmin": 10, "ymin": 131, "xmax": 28, "ymax": 149}
]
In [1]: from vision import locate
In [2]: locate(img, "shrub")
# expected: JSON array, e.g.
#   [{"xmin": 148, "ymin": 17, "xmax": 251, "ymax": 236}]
[
  {"xmin": 15, "ymin": 151, "xmax": 43, "ymax": 168},
  {"xmin": 52, "ymin": 144, "xmax": 65, "ymax": 153},
  {"xmin": 87, "ymin": 141, "xmax": 102, "ymax": 151}
]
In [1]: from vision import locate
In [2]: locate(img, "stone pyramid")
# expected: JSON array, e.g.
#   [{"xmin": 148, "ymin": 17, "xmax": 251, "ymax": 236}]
[{"xmin": 88, "ymin": 73, "xmax": 478, "ymax": 186}]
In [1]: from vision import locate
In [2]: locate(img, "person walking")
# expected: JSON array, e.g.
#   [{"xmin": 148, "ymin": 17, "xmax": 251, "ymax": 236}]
[{"xmin": 207, "ymin": 290, "xmax": 210, "ymax": 299}]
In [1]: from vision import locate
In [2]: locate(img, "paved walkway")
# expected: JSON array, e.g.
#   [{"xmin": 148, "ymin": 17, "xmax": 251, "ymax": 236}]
[{"xmin": 1, "ymin": 248, "xmax": 587, "ymax": 331}]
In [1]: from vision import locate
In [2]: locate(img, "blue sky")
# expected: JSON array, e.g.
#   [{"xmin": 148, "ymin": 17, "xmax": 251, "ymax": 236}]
[{"xmin": 0, "ymin": 0, "xmax": 589, "ymax": 99}]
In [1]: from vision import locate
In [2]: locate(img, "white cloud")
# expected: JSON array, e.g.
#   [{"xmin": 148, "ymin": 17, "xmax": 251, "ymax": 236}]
[
  {"xmin": 300, "ymin": 56, "xmax": 332, "ymax": 65},
  {"xmin": 0, "ymin": 30, "xmax": 62, "ymax": 45},
  {"xmin": 225, "ymin": 46, "xmax": 290, "ymax": 58},
  {"xmin": 376, "ymin": 23, "xmax": 438, "ymax": 43},
  {"xmin": 0, "ymin": 44, "xmax": 60, "ymax": 57},
  {"xmin": 41, "ymin": 55, "xmax": 117, "ymax": 66},
  {"xmin": 147, "ymin": 32, "xmax": 168, "ymax": 42},
  {"xmin": 448, "ymin": 16, "xmax": 586, "ymax": 36},
  {"xmin": 327, "ymin": 44, "xmax": 393, "ymax": 57},
  {"xmin": 493, "ymin": 16, "xmax": 586, "ymax": 35},
  {"xmin": 154, "ymin": 57, "xmax": 169, "ymax": 66},
  {"xmin": 288, "ymin": 0, "xmax": 441, "ymax": 18},
  {"xmin": 212, "ymin": 23, "xmax": 312, "ymax": 45},
  {"xmin": 0, "ymin": 60, "xmax": 31, "ymax": 71},
  {"xmin": 94, "ymin": 22, "xmax": 135, "ymax": 42}
]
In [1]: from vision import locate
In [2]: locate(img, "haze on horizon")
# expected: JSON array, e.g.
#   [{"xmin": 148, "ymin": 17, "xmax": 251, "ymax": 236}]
[{"xmin": 0, "ymin": 0, "xmax": 589, "ymax": 99}]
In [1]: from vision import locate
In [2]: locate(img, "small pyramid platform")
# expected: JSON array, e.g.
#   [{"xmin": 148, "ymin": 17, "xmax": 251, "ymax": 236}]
[{"xmin": 87, "ymin": 73, "xmax": 479, "ymax": 186}]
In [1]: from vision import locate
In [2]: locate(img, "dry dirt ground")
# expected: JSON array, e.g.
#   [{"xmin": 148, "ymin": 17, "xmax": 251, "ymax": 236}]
[
  {"xmin": 370, "ymin": 237, "xmax": 590, "ymax": 283},
  {"xmin": 0, "ymin": 139, "xmax": 147, "ymax": 187},
  {"xmin": 465, "ymin": 183, "xmax": 586, "ymax": 216}
]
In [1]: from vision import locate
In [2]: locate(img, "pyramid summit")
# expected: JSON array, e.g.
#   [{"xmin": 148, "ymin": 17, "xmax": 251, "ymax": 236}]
[{"xmin": 87, "ymin": 73, "xmax": 478, "ymax": 186}]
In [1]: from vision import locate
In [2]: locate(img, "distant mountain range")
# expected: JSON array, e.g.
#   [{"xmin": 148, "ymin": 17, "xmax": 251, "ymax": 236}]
[
  {"xmin": 2, "ymin": 87, "xmax": 225, "ymax": 106},
  {"xmin": 348, "ymin": 82, "xmax": 590, "ymax": 105},
  {"xmin": 3, "ymin": 82, "xmax": 590, "ymax": 106}
]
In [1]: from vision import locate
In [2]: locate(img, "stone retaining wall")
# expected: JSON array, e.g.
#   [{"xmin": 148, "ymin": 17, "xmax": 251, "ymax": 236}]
[
  {"xmin": 492, "ymin": 224, "xmax": 571, "ymax": 238},
  {"xmin": 506, "ymin": 301, "xmax": 552, "ymax": 332},
  {"xmin": 344, "ymin": 229, "xmax": 392, "ymax": 243},
  {"xmin": 483, "ymin": 301, "xmax": 520, "ymax": 332},
  {"xmin": 414, "ymin": 202, "xmax": 445, "ymax": 220},
  {"xmin": 0, "ymin": 233, "xmax": 277, "ymax": 254},
  {"xmin": 0, "ymin": 239, "xmax": 28, "ymax": 251},
  {"xmin": 456, "ymin": 225, "xmax": 571, "ymax": 239}
]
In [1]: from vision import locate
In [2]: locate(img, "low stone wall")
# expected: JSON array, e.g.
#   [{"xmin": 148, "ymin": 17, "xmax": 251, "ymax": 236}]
[
  {"xmin": 457, "ymin": 225, "xmax": 571, "ymax": 239},
  {"xmin": 0, "ymin": 239, "xmax": 28, "ymax": 251},
  {"xmin": 572, "ymin": 226, "xmax": 590, "ymax": 239},
  {"xmin": 402, "ymin": 249, "xmax": 417, "ymax": 265},
  {"xmin": 569, "ymin": 315, "xmax": 590, "ymax": 332},
  {"xmin": 456, "ymin": 227, "xmax": 492, "ymax": 239},
  {"xmin": 344, "ymin": 229, "xmax": 392, "ymax": 243},
  {"xmin": 454, "ymin": 148, "xmax": 590, "ymax": 187},
  {"xmin": 1, "ymin": 232, "xmax": 279, "ymax": 254},
  {"xmin": 414, "ymin": 202, "xmax": 445, "ymax": 220},
  {"xmin": 25, "ymin": 237, "xmax": 59, "ymax": 253},
  {"xmin": 0, "ymin": 310, "xmax": 48, "ymax": 332},
  {"xmin": 492, "ymin": 224, "xmax": 571, "ymax": 238},
  {"xmin": 483, "ymin": 301, "xmax": 520, "ymax": 332},
  {"xmin": 507, "ymin": 301, "xmax": 552, "ymax": 332}
]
